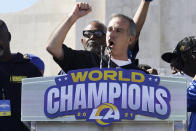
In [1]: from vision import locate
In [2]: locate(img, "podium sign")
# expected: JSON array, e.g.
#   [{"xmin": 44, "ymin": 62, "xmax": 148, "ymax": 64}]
[{"xmin": 22, "ymin": 68, "xmax": 187, "ymax": 130}]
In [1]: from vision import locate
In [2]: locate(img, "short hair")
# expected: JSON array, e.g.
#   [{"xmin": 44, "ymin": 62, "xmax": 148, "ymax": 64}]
[
  {"xmin": 86, "ymin": 20, "xmax": 107, "ymax": 33},
  {"xmin": 0, "ymin": 19, "xmax": 11, "ymax": 42},
  {"xmin": 110, "ymin": 14, "xmax": 136, "ymax": 37}
]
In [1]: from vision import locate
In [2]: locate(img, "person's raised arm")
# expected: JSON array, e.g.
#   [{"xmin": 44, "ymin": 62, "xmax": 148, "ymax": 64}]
[
  {"xmin": 133, "ymin": 0, "xmax": 151, "ymax": 42},
  {"xmin": 46, "ymin": 2, "xmax": 92, "ymax": 60}
]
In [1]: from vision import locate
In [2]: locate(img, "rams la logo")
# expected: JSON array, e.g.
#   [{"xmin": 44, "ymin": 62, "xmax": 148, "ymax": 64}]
[
  {"xmin": 88, "ymin": 103, "xmax": 120, "ymax": 126},
  {"xmin": 180, "ymin": 45, "xmax": 185, "ymax": 51}
]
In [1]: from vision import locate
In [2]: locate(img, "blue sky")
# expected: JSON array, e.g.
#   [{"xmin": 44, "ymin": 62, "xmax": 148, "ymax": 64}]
[{"xmin": 0, "ymin": 0, "xmax": 39, "ymax": 13}]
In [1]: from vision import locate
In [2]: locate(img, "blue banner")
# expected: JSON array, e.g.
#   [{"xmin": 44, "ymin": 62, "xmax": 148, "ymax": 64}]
[{"xmin": 44, "ymin": 68, "xmax": 171, "ymax": 127}]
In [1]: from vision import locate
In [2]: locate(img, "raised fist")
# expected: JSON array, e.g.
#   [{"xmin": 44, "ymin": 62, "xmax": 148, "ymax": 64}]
[{"xmin": 72, "ymin": 2, "xmax": 92, "ymax": 19}]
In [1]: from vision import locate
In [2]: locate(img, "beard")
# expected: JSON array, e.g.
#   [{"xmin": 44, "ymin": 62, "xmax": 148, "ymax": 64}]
[{"xmin": 84, "ymin": 40, "xmax": 106, "ymax": 54}]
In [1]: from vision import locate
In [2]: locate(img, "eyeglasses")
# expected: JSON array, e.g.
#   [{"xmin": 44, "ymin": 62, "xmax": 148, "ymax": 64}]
[{"xmin": 83, "ymin": 30, "xmax": 105, "ymax": 38}]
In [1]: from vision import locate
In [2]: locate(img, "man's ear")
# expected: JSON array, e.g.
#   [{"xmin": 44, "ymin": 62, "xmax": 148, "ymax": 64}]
[{"xmin": 128, "ymin": 36, "xmax": 136, "ymax": 48}]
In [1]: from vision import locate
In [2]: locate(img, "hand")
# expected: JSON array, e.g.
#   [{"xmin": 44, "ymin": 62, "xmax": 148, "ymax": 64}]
[
  {"xmin": 147, "ymin": 68, "xmax": 158, "ymax": 75},
  {"xmin": 72, "ymin": 2, "xmax": 92, "ymax": 19}
]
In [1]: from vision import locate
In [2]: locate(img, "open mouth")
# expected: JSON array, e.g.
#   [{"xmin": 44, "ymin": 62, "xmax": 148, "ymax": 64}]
[
  {"xmin": 108, "ymin": 40, "xmax": 114, "ymax": 48},
  {"xmin": 106, "ymin": 40, "xmax": 114, "ymax": 53}
]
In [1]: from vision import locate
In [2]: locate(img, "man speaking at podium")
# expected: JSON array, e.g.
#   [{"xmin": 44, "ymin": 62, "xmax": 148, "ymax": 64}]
[{"xmin": 47, "ymin": 2, "xmax": 145, "ymax": 73}]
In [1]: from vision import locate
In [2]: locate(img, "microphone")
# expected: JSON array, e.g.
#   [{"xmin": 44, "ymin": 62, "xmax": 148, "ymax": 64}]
[{"xmin": 106, "ymin": 41, "xmax": 114, "ymax": 53}]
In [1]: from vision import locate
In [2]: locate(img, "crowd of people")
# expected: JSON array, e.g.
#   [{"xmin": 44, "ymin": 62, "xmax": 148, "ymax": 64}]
[{"xmin": 0, "ymin": 0, "xmax": 196, "ymax": 131}]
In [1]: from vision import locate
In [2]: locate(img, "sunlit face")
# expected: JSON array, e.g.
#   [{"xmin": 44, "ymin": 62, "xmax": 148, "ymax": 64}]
[
  {"xmin": 81, "ymin": 22, "xmax": 106, "ymax": 54},
  {"xmin": 106, "ymin": 17, "xmax": 133, "ymax": 59}
]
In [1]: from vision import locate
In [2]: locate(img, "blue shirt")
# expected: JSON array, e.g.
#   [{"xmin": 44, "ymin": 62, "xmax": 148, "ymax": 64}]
[{"xmin": 187, "ymin": 76, "xmax": 196, "ymax": 131}]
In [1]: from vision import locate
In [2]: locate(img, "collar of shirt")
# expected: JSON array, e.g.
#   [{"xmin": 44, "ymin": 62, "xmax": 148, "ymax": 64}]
[{"xmin": 111, "ymin": 58, "xmax": 132, "ymax": 67}]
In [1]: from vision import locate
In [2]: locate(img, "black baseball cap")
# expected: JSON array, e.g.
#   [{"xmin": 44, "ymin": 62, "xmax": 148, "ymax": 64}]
[{"xmin": 162, "ymin": 36, "xmax": 196, "ymax": 63}]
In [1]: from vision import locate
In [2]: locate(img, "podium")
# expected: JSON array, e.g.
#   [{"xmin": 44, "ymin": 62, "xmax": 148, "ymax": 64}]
[{"xmin": 22, "ymin": 69, "xmax": 187, "ymax": 131}]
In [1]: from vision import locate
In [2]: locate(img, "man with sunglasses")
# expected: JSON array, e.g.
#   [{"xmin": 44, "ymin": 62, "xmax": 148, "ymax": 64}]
[
  {"xmin": 162, "ymin": 36, "xmax": 196, "ymax": 131},
  {"xmin": 47, "ymin": 2, "xmax": 151, "ymax": 73},
  {"xmin": 81, "ymin": 21, "xmax": 106, "ymax": 55}
]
